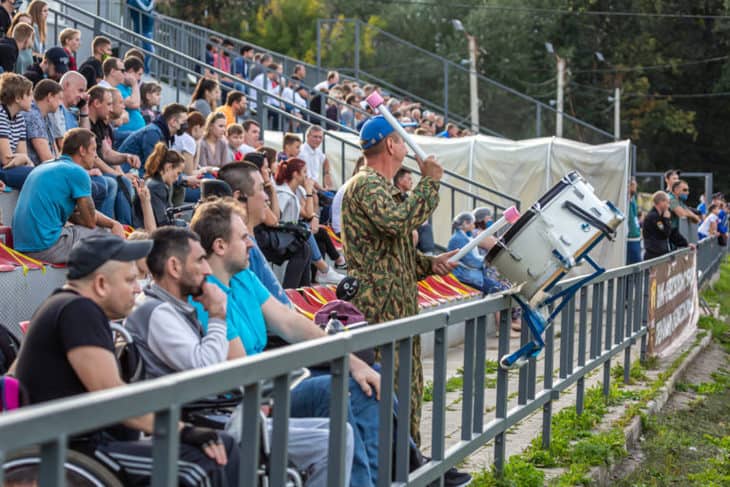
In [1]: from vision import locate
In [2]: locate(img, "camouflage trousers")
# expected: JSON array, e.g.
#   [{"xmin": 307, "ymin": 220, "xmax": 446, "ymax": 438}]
[{"xmin": 377, "ymin": 335, "xmax": 424, "ymax": 447}]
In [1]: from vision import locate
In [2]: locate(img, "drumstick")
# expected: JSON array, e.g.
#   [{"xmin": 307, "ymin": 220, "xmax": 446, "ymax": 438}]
[
  {"xmin": 365, "ymin": 92, "xmax": 428, "ymax": 161},
  {"xmin": 448, "ymin": 206, "xmax": 521, "ymax": 263}
]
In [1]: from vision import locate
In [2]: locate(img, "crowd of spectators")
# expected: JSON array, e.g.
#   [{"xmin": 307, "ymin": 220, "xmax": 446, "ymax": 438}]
[
  {"xmin": 0, "ymin": 7, "xmax": 482, "ymax": 486},
  {"xmin": 628, "ymin": 169, "xmax": 727, "ymax": 263}
]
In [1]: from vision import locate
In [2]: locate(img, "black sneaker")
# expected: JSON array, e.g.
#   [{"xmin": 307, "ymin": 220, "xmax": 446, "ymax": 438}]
[
  {"xmin": 422, "ymin": 456, "xmax": 472, "ymax": 487},
  {"xmin": 335, "ymin": 261, "xmax": 348, "ymax": 270}
]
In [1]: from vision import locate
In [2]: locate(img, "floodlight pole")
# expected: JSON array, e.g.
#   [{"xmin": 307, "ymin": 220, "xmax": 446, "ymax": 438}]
[
  {"xmin": 556, "ymin": 56, "xmax": 565, "ymax": 138},
  {"xmin": 613, "ymin": 87, "xmax": 621, "ymax": 140},
  {"xmin": 467, "ymin": 34, "xmax": 479, "ymax": 133}
]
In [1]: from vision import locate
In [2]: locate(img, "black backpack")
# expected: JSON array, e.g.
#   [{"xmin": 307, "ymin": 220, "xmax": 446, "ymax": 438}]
[{"xmin": 0, "ymin": 324, "xmax": 20, "ymax": 375}]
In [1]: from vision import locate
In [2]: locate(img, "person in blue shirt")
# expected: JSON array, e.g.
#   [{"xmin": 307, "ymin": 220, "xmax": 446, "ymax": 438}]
[
  {"xmin": 114, "ymin": 56, "xmax": 146, "ymax": 146},
  {"xmin": 12, "ymin": 128, "xmax": 125, "ymax": 263}
]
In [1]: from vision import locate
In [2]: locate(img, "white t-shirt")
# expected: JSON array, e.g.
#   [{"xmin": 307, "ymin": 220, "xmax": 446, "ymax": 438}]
[
  {"xmin": 97, "ymin": 80, "xmax": 113, "ymax": 89},
  {"xmin": 699, "ymin": 213, "xmax": 719, "ymax": 236},
  {"xmin": 299, "ymin": 143, "xmax": 326, "ymax": 182},
  {"xmin": 238, "ymin": 143, "xmax": 257, "ymax": 155},
  {"xmin": 172, "ymin": 133, "xmax": 197, "ymax": 156},
  {"xmin": 331, "ymin": 184, "xmax": 347, "ymax": 234}
]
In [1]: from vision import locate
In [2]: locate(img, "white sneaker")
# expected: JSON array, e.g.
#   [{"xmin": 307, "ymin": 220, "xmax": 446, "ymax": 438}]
[{"xmin": 316, "ymin": 268, "xmax": 345, "ymax": 284}]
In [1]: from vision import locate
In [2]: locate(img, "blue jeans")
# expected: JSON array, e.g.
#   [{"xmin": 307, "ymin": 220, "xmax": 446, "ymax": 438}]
[
  {"xmin": 114, "ymin": 176, "xmax": 135, "ymax": 226},
  {"xmin": 90, "ymin": 175, "xmax": 113, "ymax": 216},
  {"xmin": 308, "ymin": 232, "xmax": 323, "ymax": 262},
  {"xmin": 627, "ymin": 240, "xmax": 642, "ymax": 265},
  {"xmin": 290, "ymin": 374, "xmax": 379, "ymax": 486},
  {"xmin": 0, "ymin": 165, "xmax": 33, "ymax": 190}
]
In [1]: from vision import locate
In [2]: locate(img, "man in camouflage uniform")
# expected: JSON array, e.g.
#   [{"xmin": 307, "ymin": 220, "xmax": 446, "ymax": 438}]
[{"xmin": 341, "ymin": 115, "xmax": 457, "ymax": 446}]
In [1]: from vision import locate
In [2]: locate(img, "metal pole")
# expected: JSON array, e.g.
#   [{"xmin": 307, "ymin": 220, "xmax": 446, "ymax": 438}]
[
  {"xmin": 535, "ymin": 103, "xmax": 542, "ymax": 138},
  {"xmin": 354, "ymin": 20, "xmax": 360, "ymax": 83},
  {"xmin": 614, "ymin": 87, "xmax": 621, "ymax": 140},
  {"xmin": 556, "ymin": 57, "xmax": 565, "ymax": 138},
  {"xmin": 316, "ymin": 19, "xmax": 322, "ymax": 81},
  {"xmin": 444, "ymin": 61, "xmax": 449, "ymax": 124},
  {"xmin": 468, "ymin": 34, "xmax": 479, "ymax": 133}
]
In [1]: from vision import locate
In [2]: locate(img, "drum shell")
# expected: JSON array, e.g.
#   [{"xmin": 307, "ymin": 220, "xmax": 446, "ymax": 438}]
[{"xmin": 487, "ymin": 172, "xmax": 624, "ymax": 299}]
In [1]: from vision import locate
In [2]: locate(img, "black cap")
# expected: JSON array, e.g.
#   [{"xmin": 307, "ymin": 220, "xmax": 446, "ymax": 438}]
[
  {"xmin": 243, "ymin": 151, "xmax": 265, "ymax": 169},
  {"xmin": 44, "ymin": 47, "xmax": 70, "ymax": 74},
  {"xmin": 67, "ymin": 234, "xmax": 153, "ymax": 280}
]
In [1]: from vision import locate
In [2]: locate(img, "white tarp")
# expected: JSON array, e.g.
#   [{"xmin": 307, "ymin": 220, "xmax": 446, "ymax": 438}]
[{"xmin": 263, "ymin": 131, "xmax": 630, "ymax": 270}]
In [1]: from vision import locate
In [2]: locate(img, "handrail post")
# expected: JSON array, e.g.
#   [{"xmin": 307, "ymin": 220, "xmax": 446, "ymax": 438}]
[
  {"xmin": 39, "ymin": 436, "xmax": 67, "ymax": 487},
  {"xmin": 327, "ymin": 355, "xmax": 350, "ymax": 487},
  {"xmin": 151, "ymin": 405, "xmax": 181, "ymax": 487},
  {"xmin": 493, "ymin": 301, "xmax": 511, "ymax": 476}
]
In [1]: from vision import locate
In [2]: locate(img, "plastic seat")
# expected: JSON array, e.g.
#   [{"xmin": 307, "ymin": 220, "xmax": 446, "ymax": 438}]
[{"xmin": 285, "ymin": 289, "xmax": 321, "ymax": 319}]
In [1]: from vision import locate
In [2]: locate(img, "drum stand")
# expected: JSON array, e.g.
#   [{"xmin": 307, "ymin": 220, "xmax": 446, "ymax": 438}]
[{"xmin": 499, "ymin": 254, "xmax": 605, "ymax": 369}]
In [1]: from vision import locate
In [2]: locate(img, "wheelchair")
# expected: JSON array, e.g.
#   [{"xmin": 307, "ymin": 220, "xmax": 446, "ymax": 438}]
[{"xmin": 2, "ymin": 324, "xmax": 308, "ymax": 487}]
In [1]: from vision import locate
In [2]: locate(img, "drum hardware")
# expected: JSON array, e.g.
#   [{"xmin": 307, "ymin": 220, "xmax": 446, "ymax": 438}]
[{"xmin": 485, "ymin": 170, "xmax": 625, "ymax": 370}]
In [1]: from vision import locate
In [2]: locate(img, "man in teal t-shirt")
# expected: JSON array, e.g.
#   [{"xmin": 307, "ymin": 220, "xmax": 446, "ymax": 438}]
[{"xmin": 12, "ymin": 128, "xmax": 123, "ymax": 263}]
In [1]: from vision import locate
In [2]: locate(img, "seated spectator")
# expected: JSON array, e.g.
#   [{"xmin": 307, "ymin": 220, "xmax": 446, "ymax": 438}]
[
  {"xmin": 135, "ymin": 143, "xmax": 184, "ymax": 228},
  {"xmin": 86, "ymin": 86, "xmax": 140, "ymax": 224},
  {"xmin": 216, "ymin": 162, "xmax": 290, "ymax": 305},
  {"xmin": 331, "ymin": 156, "xmax": 365, "ymax": 235},
  {"xmin": 115, "ymin": 56, "xmax": 146, "ymax": 141},
  {"xmin": 279, "ymin": 131, "xmax": 301, "ymax": 161},
  {"xmin": 448, "ymin": 212, "xmax": 521, "ymax": 332},
  {"xmin": 189, "ymin": 77, "xmax": 220, "ymax": 118},
  {"xmin": 119, "ymin": 102, "xmax": 188, "ymax": 174},
  {"xmin": 52, "ymin": 71, "xmax": 89, "ymax": 145},
  {"xmin": 21, "ymin": 78, "xmax": 62, "ymax": 165},
  {"xmin": 96, "ymin": 56, "xmax": 124, "ymax": 89},
  {"xmin": 699, "ymin": 203, "xmax": 721, "ymax": 240},
  {"xmin": 644, "ymin": 191, "xmax": 691, "ymax": 259},
  {"xmin": 125, "ymin": 225, "xmax": 349, "ymax": 486},
  {"xmin": 12, "ymin": 128, "xmax": 124, "ymax": 263},
  {"xmin": 172, "ymin": 110, "xmax": 207, "ymax": 202},
  {"xmin": 0, "ymin": 0, "xmax": 11, "ymax": 37},
  {"xmin": 13, "ymin": 233, "xmax": 239, "ymax": 486},
  {"xmin": 198, "ymin": 112, "xmax": 228, "ymax": 168},
  {"xmin": 0, "ymin": 20, "xmax": 33, "ymax": 74},
  {"xmin": 275, "ymin": 158, "xmax": 344, "ymax": 285},
  {"xmin": 242, "ymin": 151, "xmax": 280, "ymax": 226},
  {"xmin": 58, "ymin": 27, "xmax": 80, "ymax": 71},
  {"xmin": 436, "ymin": 122, "xmax": 458, "ymax": 138},
  {"xmin": 238, "ymin": 118, "xmax": 261, "ymax": 154},
  {"xmin": 78, "ymin": 35, "xmax": 111, "ymax": 88},
  {"xmin": 257, "ymin": 145, "xmax": 279, "ymax": 182},
  {"xmin": 0, "ymin": 72, "xmax": 34, "ymax": 189},
  {"xmin": 232, "ymin": 44, "xmax": 253, "ymax": 81},
  {"xmin": 226, "ymin": 123, "xmax": 244, "ymax": 161},
  {"xmin": 215, "ymin": 89, "xmax": 247, "ymax": 126},
  {"xmin": 139, "ymin": 81, "xmax": 161, "ymax": 124},
  {"xmin": 109, "ymin": 86, "xmax": 129, "ymax": 129},
  {"xmin": 23, "ymin": 46, "xmax": 69, "ymax": 85},
  {"xmin": 299, "ymin": 125, "xmax": 333, "ymax": 190}
]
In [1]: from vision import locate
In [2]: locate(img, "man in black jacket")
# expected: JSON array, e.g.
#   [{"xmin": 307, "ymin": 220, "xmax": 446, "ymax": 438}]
[{"xmin": 643, "ymin": 191, "xmax": 693, "ymax": 260}]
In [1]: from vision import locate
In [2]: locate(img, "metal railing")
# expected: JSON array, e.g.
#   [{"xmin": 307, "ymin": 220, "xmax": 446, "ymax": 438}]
[
  {"xmin": 46, "ymin": 0, "xmax": 520, "ymax": 233},
  {"xmin": 0, "ymin": 241, "xmax": 724, "ymax": 487}
]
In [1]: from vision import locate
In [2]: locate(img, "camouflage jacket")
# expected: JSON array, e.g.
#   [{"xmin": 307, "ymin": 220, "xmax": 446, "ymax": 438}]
[{"xmin": 341, "ymin": 166, "xmax": 440, "ymax": 324}]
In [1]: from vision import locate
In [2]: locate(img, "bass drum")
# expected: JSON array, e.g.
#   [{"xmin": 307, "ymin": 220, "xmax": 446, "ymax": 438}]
[{"xmin": 486, "ymin": 171, "xmax": 624, "ymax": 299}]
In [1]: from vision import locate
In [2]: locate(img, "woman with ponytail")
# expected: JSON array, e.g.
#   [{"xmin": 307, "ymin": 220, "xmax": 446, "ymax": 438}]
[
  {"xmin": 136, "ymin": 142, "xmax": 185, "ymax": 228},
  {"xmin": 274, "ymin": 158, "xmax": 344, "ymax": 285}
]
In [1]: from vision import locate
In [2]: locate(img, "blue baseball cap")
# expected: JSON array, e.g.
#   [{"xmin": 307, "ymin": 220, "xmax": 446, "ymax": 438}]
[{"xmin": 359, "ymin": 115, "xmax": 395, "ymax": 150}]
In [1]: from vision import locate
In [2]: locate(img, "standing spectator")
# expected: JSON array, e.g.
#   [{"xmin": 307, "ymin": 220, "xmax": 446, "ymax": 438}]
[
  {"xmin": 249, "ymin": 53, "xmax": 271, "ymax": 82},
  {"xmin": 643, "ymin": 191, "xmax": 691, "ymax": 260},
  {"xmin": 0, "ymin": 0, "xmax": 13, "ymax": 37},
  {"xmin": 233, "ymin": 44, "xmax": 253, "ymax": 81},
  {"xmin": 22, "ymin": 78, "xmax": 62, "ymax": 165},
  {"xmin": 669, "ymin": 179, "xmax": 701, "ymax": 231},
  {"xmin": 0, "ymin": 72, "xmax": 33, "ymax": 189},
  {"xmin": 135, "ymin": 143, "xmax": 184, "ymax": 228},
  {"xmin": 189, "ymin": 77, "xmax": 220, "ymax": 118},
  {"xmin": 12, "ymin": 128, "xmax": 124, "ymax": 262},
  {"xmin": 23, "ymin": 46, "xmax": 69, "ymax": 85},
  {"xmin": 238, "ymin": 119, "xmax": 261, "ymax": 154},
  {"xmin": 627, "ymin": 177, "xmax": 642, "ymax": 264},
  {"xmin": 663, "ymin": 168, "xmax": 680, "ymax": 192},
  {"xmin": 118, "ymin": 102, "xmax": 188, "ymax": 174},
  {"xmin": 26, "ymin": 0, "xmax": 47, "ymax": 61},
  {"xmin": 215, "ymin": 90, "xmax": 247, "ymax": 126},
  {"xmin": 251, "ymin": 62, "xmax": 281, "ymax": 128},
  {"xmin": 127, "ymin": 0, "xmax": 155, "ymax": 72},
  {"xmin": 313, "ymin": 70, "xmax": 339, "ymax": 92},
  {"xmin": 78, "ymin": 36, "xmax": 112, "ymax": 88},
  {"xmin": 698, "ymin": 204, "xmax": 721, "ymax": 240},
  {"xmin": 299, "ymin": 125, "xmax": 333, "ymax": 190},
  {"xmin": 0, "ymin": 19, "xmax": 33, "ymax": 74},
  {"xmin": 197, "ymin": 111, "xmax": 228, "ymax": 168},
  {"xmin": 139, "ymin": 81, "xmax": 161, "ymax": 123},
  {"xmin": 58, "ymin": 27, "xmax": 80, "ymax": 71}
]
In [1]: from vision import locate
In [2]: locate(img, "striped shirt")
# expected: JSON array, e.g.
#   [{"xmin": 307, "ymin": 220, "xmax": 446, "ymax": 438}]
[{"xmin": 0, "ymin": 104, "xmax": 27, "ymax": 154}]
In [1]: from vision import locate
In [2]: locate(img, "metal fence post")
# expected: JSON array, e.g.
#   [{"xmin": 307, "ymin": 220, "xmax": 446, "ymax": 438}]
[
  {"xmin": 240, "ymin": 383, "xmax": 262, "ymax": 487},
  {"xmin": 576, "ymin": 287, "xmax": 588, "ymax": 416},
  {"xmin": 641, "ymin": 269, "xmax": 650, "ymax": 363},
  {"xmin": 394, "ymin": 338, "xmax": 413, "ymax": 483},
  {"xmin": 377, "ymin": 342, "xmax": 396, "ymax": 487},
  {"xmin": 327, "ymin": 355, "xmax": 350, "ymax": 487},
  {"xmin": 623, "ymin": 275, "xmax": 634, "ymax": 384},
  {"xmin": 431, "ymin": 327, "xmax": 448, "ymax": 463},
  {"xmin": 542, "ymin": 305, "xmax": 555, "ymax": 450},
  {"xmin": 151, "ymin": 405, "xmax": 181, "ymax": 487},
  {"xmin": 603, "ymin": 278, "xmax": 615, "ymax": 397},
  {"xmin": 39, "ymin": 436, "xmax": 67, "ymax": 487},
  {"xmin": 494, "ymin": 302, "xmax": 511, "ymax": 475},
  {"xmin": 473, "ymin": 315, "xmax": 487, "ymax": 433},
  {"xmin": 270, "ymin": 374, "xmax": 291, "ymax": 487}
]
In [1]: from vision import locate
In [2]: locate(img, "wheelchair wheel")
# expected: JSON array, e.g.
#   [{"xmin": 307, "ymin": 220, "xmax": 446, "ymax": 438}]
[{"xmin": 3, "ymin": 447, "xmax": 123, "ymax": 487}]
